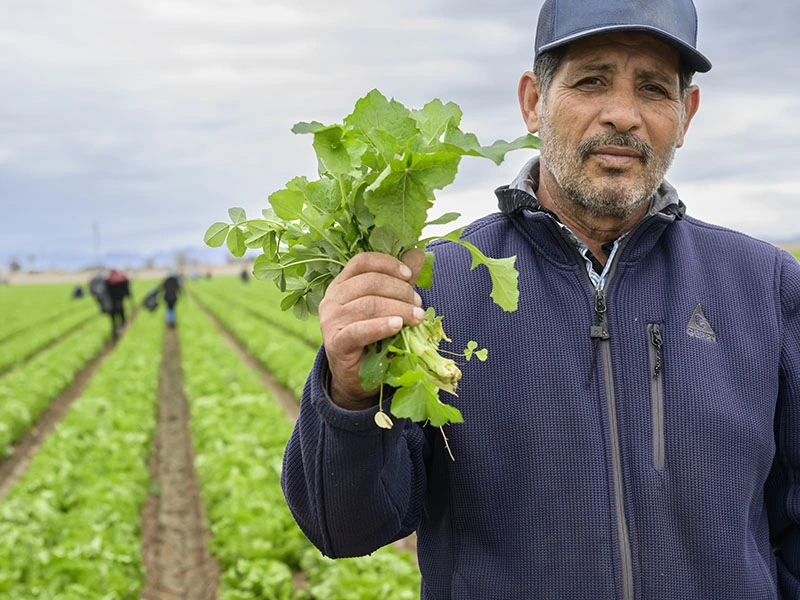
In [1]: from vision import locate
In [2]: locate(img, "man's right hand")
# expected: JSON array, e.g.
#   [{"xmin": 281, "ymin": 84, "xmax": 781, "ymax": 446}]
[{"xmin": 318, "ymin": 249, "xmax": 426, "ymax": 410}]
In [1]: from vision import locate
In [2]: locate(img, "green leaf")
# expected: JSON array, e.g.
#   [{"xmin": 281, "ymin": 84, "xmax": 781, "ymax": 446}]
[
  {"xmin": 269, "ymin": 185, "xmax": 306, "ymax": 221},
  {"xmin": 252, "ymin": 255, "xmax": 283, "ymax": 281},
  {"xmin": 365, "ymin": 151, "xmax": 461, "ymax": 247},
  {"xmin": 416, "ymin": 251, "xmax": 435, "ymax": 289},
  {"xmin": 359, "ymin": 340, "xmax": 394, "ymax": 391},
  {"xmin": 390, "ymin": 376, "xmax": 464, "ymax": 427},
  {"xmin": 228, "ymin": 207, "xmax": 247, "ymax": 224},
  {"xmin": 344, "ymin": 89, "xmax": 418, "ymax": 154},
  {"xmin": 450, "ymin": 236, "xmax": 519, "ymax": 312},
  {"xmin": 292, "ymin": 297, "xmax": 309, "ymax": 320},
  {"xmin": 312, "ymin": 125, "xmax": 353, "ymax": 175},
  {"xmin": 442, "ymin": 128, "xmax": 542, "ymax": 165},
  {"xmin": 475, "ymin": 133, "xmax": 542, "ymax": 165},
  {"xmin": 291, "ymin": 120, "xmax": 326, "ymax": 134},
  {"xmin": 304, "ymin": 177, "xmax": 343, "ymax": 214},
  {"xmin": 425, "ymin": 212, "xmax": 461, "ymax": 227},
  {"xmin": 246, "ymin": 219, "xmax": 281, "ymax": 234},
  {"xmin": 411, "ymin": 99, "xmax": 462, "ymax": 145},
  {"xmin": 226, "ymin": 227, "xmax": 247, "ymax": 257},
  {"xmin": 368, "ymin": 226, "xmax": 401, "ymax": 256},
  {"xmin": 204, "ymin": 222, "xmax": 230, "ymax": 247}
]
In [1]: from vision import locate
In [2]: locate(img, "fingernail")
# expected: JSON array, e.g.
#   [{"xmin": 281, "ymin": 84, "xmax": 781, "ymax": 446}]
[
  {"xmin": 388, "ymin": 316, "xmax": 403, "ymax": 330},
  {"xmin": 414, "ymin": 292, "xmax": 422, "ymax": 306},
  {"xmin": 413, "ymin": 307, "xmax": 425, "ymax": 321},
  {"xmin": 399, "ymin": 264, "xmax": 412, "ymax": 279}
]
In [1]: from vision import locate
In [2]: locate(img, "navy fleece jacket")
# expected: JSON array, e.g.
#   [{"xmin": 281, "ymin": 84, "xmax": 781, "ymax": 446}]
[{"xmin": 281, "ymin": 166, "xmax": 800, "ymax": 599}]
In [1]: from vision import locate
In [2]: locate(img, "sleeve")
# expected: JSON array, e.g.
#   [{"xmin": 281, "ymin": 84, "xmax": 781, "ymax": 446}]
[
  {"xmin": 280, "ymin": 348, "xmax": 430, "ymax": 558},
  {"xmin": 766, "ymin": 249, "xmax": 800, "ymax": 597}
]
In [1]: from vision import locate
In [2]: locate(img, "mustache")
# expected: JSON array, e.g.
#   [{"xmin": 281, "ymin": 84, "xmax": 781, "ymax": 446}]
[{"xmin": 578, "ymin": 132, "xmax": 654, "ymax": 164}]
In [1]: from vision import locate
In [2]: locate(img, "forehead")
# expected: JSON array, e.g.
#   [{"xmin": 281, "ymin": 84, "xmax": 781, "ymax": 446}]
[{"xmin": 561, "ymin": 32, "xmax": 681, "ymax": 76}]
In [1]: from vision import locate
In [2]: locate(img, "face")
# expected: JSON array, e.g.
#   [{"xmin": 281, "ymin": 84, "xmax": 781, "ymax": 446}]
[{"xmin": 526, "ymin": 33, "xmax": 699, "ymax": 220}]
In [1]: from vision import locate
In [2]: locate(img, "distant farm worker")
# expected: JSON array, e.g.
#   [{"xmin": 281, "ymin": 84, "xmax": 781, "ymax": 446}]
[
  {"xmin": 106, "ymin": 269, "xmax": 131, "ymax": 339},
  {"xmin": 162, "ymin": 271, "xmax": 181, "ymax": 327},
  {"xmin": 280, "ymin": 0, "xmax": 800, "ymax": 598}
]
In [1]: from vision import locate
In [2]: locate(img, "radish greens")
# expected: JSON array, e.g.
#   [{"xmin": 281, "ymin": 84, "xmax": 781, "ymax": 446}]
[{"xmin": 205, "ymin": 89, "xmax": 540, "ymax": 429}]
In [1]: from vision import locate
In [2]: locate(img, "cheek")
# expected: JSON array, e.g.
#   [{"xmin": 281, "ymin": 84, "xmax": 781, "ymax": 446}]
[{"xmin": 647, "ymin": 107, "xmax": 685, "ymax": 146}]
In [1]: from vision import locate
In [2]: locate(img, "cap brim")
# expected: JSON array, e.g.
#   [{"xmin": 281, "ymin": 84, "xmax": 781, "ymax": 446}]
[{"xmin": 538, "ymin": 25, "xmax": 712, "ymax": 73}]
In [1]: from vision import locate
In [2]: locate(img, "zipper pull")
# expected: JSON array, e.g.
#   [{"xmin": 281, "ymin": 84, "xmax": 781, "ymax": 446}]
[
  {"xmin": 590, "ymin": 290, "xmax": 610, "ymax": 340},
  {"xmin": 649, "ymin": 323, "xmax": 663, "ymax": 377},
  {"xmin": 587, "ymin": 290, "xmax": 609, "ymax": 386}
]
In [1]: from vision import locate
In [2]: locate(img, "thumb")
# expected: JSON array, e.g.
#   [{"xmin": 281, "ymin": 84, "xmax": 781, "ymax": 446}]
[{"xmin": 400, "ymin": 248, "xmax": 426, "ymax": 286}]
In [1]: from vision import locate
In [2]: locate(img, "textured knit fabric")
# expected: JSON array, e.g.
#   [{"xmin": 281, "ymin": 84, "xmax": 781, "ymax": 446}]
[{"xmin": 280, "ymin": 161, "xmax": 800, "ymax": 600}]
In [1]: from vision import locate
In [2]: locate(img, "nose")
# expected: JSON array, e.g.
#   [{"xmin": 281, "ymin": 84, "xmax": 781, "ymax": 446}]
[{"xmin": 598, "ymin": 86, "xmax": 643, "ymax": 133}]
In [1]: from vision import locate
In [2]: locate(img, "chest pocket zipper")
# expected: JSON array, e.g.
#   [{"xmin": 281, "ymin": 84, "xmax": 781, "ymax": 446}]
[{"xmin": 648, "ymin": 323, "xmax": 665, "ymax": 470}]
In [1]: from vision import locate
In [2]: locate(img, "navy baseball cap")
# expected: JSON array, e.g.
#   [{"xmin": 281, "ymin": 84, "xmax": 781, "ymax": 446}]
[{"xmin": 535, "ymin": 0, "xmax": 712, "ymax": 72}]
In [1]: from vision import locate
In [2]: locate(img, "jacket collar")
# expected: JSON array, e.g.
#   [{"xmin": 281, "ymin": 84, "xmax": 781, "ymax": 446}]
[{"xmin": 496, "ymin": 157, "xmax": 686, "ymax": 220}]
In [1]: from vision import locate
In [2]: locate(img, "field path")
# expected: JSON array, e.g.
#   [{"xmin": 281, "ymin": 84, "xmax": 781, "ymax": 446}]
[
  {"xmin": 194, "ymin": 294, "xmax": 418, "ymax": 560},
  {"xmin": 141, "ymin": 327, "xmax": 219, "ymax": 600},
  {"xmin": 0, "ymin": 338, "xmax": 113, "ymax": 501},
  {"xmin": 193, "ymin": 294, "xmax": 300, "ymax": 421}
]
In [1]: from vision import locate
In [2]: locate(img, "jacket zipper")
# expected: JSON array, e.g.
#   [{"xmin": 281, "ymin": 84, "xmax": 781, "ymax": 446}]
[
  {"xmin": 648, "ymin": 323, "xmax": 665, "ymax": 469},
  {"xmin": 550, "ymin": 216, "xmax": 636, "ymax": 600},
  {"xmin": 591, "ymin": 287, "xmax": 633, "ymax": 600}
]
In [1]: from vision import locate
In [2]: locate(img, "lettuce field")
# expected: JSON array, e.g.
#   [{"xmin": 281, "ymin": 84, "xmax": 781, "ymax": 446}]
[{"xmin": 0, "ymin": 276, "xmax": 420, "ymax": 600}]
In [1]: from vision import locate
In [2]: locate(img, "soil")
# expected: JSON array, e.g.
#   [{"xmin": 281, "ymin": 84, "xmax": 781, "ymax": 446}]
[
  {"xmin": 191, "ymin": 294, "xmax": 300, "ymax": 421},
  {"xmin": 140, "ymin": 326, "xmax": 220, "ymax": 600},
  {"xmin": 0, "ymin": 293, "xmax": 418, "ymax": 598},
  {"xmin": 193, "ymin": 295, "xmax": 419, "ymax": 561}
]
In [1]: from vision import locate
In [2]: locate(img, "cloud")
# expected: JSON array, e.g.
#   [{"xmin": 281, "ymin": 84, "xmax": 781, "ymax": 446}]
[
  {"xmin": 0, "ymin": 0, "xmax": 798, "ymax": 272},
  {"xmin": 679, "ymin": 178, "xmax": 800, "ymax": 240}
]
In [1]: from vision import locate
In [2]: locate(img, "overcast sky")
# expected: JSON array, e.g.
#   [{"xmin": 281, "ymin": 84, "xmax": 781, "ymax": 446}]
[{"xmin": 1, "ymin": 0, "xmax": 798, "ymax": 270}]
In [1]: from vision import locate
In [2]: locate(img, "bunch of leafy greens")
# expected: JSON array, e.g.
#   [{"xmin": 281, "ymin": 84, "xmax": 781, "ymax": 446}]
[{"xmin": 205, "ymin": 89, "xmax": 540, "ymax": 430}]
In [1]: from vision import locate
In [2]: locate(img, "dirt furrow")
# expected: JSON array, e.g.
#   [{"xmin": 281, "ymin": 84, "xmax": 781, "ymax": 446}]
[
  {"xmin": 141, "ymin": 327, "xmax": 219, "ymax": 600},
  {"xmin": 191, "ymin": 295, "xmax": 418, "ymax": 560},
  {"xmin": 191, "ymin": 293, "xmax": 300, "ymax": 421}
]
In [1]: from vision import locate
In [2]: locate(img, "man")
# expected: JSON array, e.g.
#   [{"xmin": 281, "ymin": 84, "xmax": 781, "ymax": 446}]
[
  {"xmin": 281, "ymin": 0, "xmax": 800, "ymax": 598},
  {"xmin": 162, "ymin": 271, "xmax": 181, "ymax": 327},
  {"xmin": 106, "ymin": 269, "xmax": 131, "ymax": 338}
]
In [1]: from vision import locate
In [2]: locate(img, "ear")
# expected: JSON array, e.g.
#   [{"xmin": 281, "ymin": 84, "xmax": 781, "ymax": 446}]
[
  {"xmin": 676, "ymin": 85, "xmax": 701, "ymax": 148},
  {"xmin": 518, "ymin": 71, "xmax": 543, "ymax": 134}
]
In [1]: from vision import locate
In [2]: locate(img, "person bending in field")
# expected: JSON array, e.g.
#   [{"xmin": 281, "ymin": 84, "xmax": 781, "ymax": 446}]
[
  {"xmin": 106, "ymin": 269, "xmax": 131, "ymax": 340},
  {"xmin": 280, "ymin": 0, "xmax": 800, "ymax": 598}
]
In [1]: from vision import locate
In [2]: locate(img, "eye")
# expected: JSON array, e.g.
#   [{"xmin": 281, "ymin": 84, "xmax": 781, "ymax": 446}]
[
  {"xmin": 574, "ymin": 77, "xmax": 604, "ymax": 89},
  {"xmin": 641, "ymin": 84, "xmax": 669, "ymax": 97}
]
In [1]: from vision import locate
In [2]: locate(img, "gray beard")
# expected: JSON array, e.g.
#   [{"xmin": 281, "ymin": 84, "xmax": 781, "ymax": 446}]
[{"xmin": 539, "ymin": 117, "xmax": 679, "ymax": 220}]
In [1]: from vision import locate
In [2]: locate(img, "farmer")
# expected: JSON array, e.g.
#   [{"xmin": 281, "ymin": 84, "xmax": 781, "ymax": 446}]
[
  {"xmin": 162, "ymin": 271, "xmax": 181, "ymax": 327},
  {"xmin": 106, "ymin": 269, "xmax": 131, "ymax": 340},
  {"xmin": 281, "ymin": 0, "xmax": 800, "ymax": 597}
]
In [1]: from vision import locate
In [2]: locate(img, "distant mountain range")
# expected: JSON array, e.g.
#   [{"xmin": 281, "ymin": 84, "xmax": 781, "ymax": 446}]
[
  {"xmin": 3, "ymin": 233, "xmax": 799, "ymax": 274},
  {"xmin": 1, "ymin": 245, "xmax": 258, "ymax": 273}
]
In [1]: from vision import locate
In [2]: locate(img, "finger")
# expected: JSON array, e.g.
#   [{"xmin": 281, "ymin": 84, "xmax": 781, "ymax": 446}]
[
  {"xmin": 337, "ymin": 252, "xmax": 413, "ymax": 283},
  {"xmin": 337, "ymin": 295, "xmax": 424, "ymax": 324},
  {"xmin": 327, "ymin": 315, "xmax": 406, "ymax": 357},
  {"xmin": 400, "ymin": 248, "xmax": 426, "ymax": 286},
  {"xmin": 329, "ymin": 271, "xmax": 422, "ymax": 307}
]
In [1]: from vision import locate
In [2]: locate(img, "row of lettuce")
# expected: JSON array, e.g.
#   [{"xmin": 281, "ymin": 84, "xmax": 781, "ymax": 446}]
[
  {"xmin": 0, "ymin": 280, "xmax": 157, "ymax": 455},
  {"xmin": 0, "ymin": 280, "xmax": 420, "ymax": 598},
  {"xmin": 0, "ymin": 278, "xmax": 156, "ymax": 376},
  {"xmin": 0, "ymin": 282, "xmax": 85, "ymax": 342},
  {"xmin": 179, "ymin": 293, "xmax": 420, "ymax": 599},
  {"xmin": 0, "ymin": 307, "xmax": 164, "ymax": 598}
]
